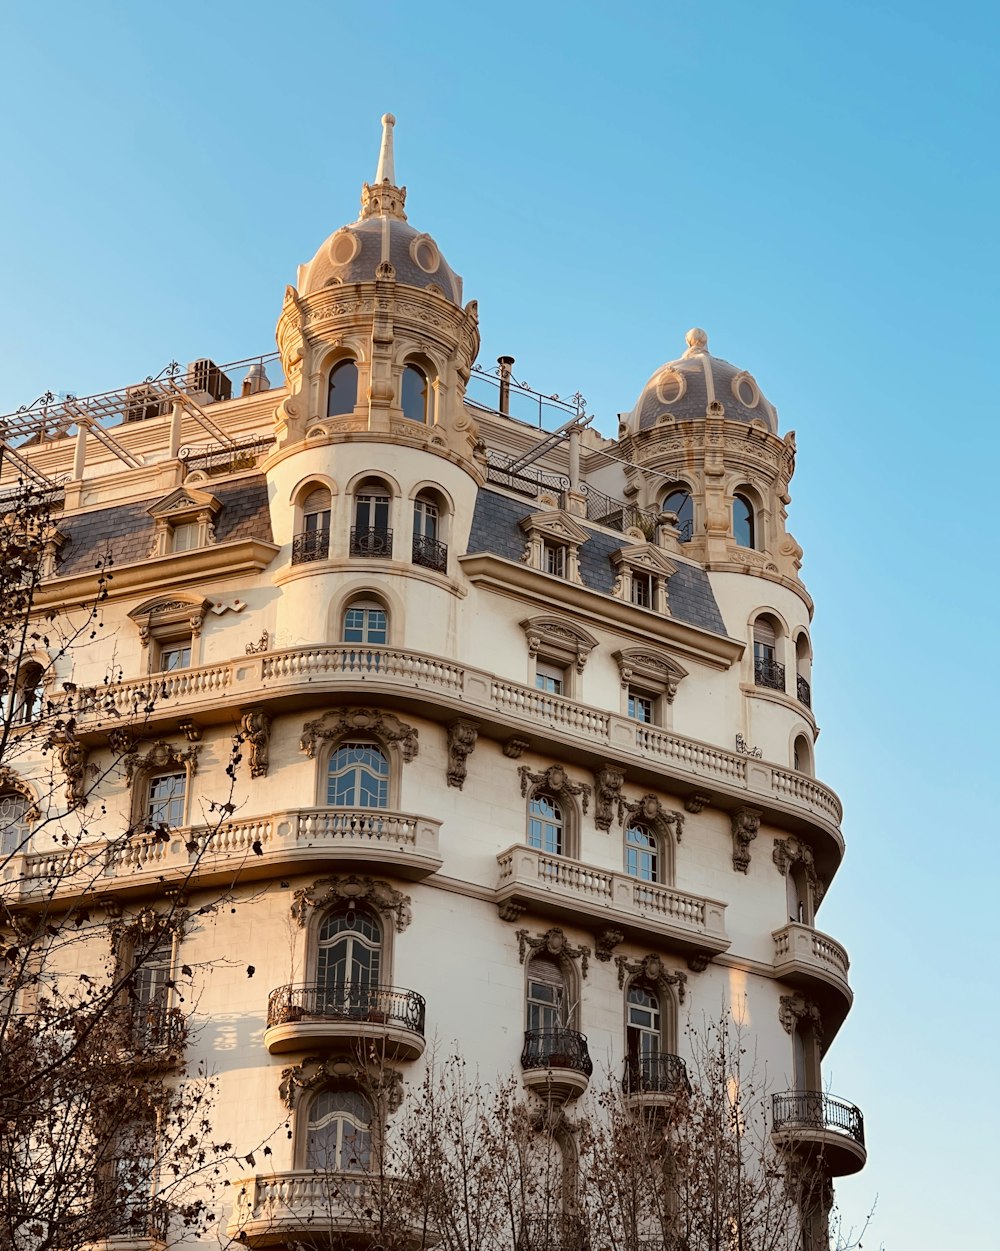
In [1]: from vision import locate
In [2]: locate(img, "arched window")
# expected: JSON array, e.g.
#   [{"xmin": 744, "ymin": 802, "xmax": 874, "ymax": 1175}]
[
  {"xmin": 528, "ymin": 793, "xmax": 564, "ymax": 857},
  {"xmin": 401, "ymin": 364, "xmax": 430, "ymax": 422},
  {"xmin": 130, "ymin": 934, "xmax": 174, "ymax": 1049},
  {"xmin": 327, "ymin": 359, "xmax": 359, "ymax": 418},
  {"xmin": 342, "ymin": 600, "xmax": 388, "ymax": 646},
  {"xmin": 146, "ymin": 771, "xmax": 187, "ymax": 828},
  {"xmin": 661, "ymin": 489, "xmax": 693, "ymax": 543},
  {"xmin": 795, "ymin": 634, "xmax": 812, "ymax": 708},
  {"xmin": 326, "ymin": 742, "xmax": 389, "ymax": 809},
  {"xmin": 526, "ymin": 954, "xmax": 568, "ymax": 1033},
  {"xmin": 787, "ymin": 861, "xmax": 813, "ymax": 926},
  {"xmin": 793, "ymin": 1019, "xmax": 821, "ymax": 1094},
  {"xmin": 792, "ymin": 734, "xmax": 813, "ymax": 777},
  {"xmin": 412, "ymin": 492, "xmax": 447, "ymax": 572},
  {"xmin": 752, "ymin": 615, "xmax": 785, "ymax": 692},
  {"xmin": 14, "ymin": 663, "xmax": 44, "ymax": 725},
  {"xmin": 625, "ymin": 823, "xmax": 659, "ymax": 883},
  {"xmin": 733, "ymin": 492, "xmax": 756, "ymax": 549},
  {"xmin": 306, "ymin": 1089, "xmax": 373, "ymax": 1171},
  {"xmin": 0, "ymin": 791, "xmax": 31, "ymax": 857},
  {"xmin": 351, "ymin": 482, "xmax": 392, "ymax": 558},
  {"xmin": 294, "ymin": 486, "xmax": 332, "ymax": 564},
  {"xmin": 626, "ymin": 984, "xmax": 661, "ymax": 1067},
  {"xmin": 317, "ymin": 905, "xmax": 382, "ymax": 998}
]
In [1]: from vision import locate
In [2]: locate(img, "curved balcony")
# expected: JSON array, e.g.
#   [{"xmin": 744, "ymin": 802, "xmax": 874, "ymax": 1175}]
[
  {"xmin": 264, "ymin": 982, "xmax": 426, "ymax": 1060},
  {"xmin": 623, "ymin": 1051, "xmax": 690, "ymax": 1110},
  {"xmin": 772, "ymin": 922, "xmax": 852, "ymax": 1039},
  {"xmin": 412, "ymin": 533, "xmax": 448, "ymax": 572},
  {"xmin": 521, "ymin": 1027, "xmax": 593, "ymax": 1102},
  {"xmin": 229, "ymin": 1170, "xmax": 417, "ymax": 1249},
  {"xmin": 771, "ymin": 1091, "xmax": 866, "ymax": 1176},
  {"xmin": 291, "ymin": 528, "xmax": 329, "ymax": 564}
]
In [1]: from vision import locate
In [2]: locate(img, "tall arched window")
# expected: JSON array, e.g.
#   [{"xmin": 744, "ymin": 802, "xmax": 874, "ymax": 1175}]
[
  {"xmin": 661, "ymin": 489, "xmax": 693, "ymax": 543},
  {"xmin": 326, "ymin": 742, "xmax": 389, "ymax": 808},
  {"xmin": 306, "ymin": 1089, "xmax": 373, "ymax": 1171},
  {"xmin": 327, "ymin": 359, "xmax": 359, "ymax": 418},
  {"xmin": 792, "ymin": 734, "xmax": 813, "ymax": 777},
  {"xmin": 294, "ymin": 486, "xmax": 332, "ymax": 564},
  {"xmin": 626, "ymin": 984, "xmax": 661, "ymax": 1069},
  {"xmin": 342, "ymin": 600, "xmax": 388, "ymax": 646},
  {"xmin": 528, "ymin": 793, "xmax": 564, "ymax": 857},
  {"xmin": 351, "ymin": 483, "xmax": 392, "ymax": 558},
  {"xmin": 795, "ymin": 634, "xmax": 812, "ymax": 708},
  {"xmin": 14, "ymin": 663, "xmax": 44, "ymax": 725},
  {"xmin": 316, "ymin": 905, "xmax": 382, "ymax": 999},
  {"xmin": 753, "ymin": 615, "xmax": 785, "ymax": 691},
  {"xmin": 130, "ymin": 935, "xmax": 174, "ymax": 1049},
  {"xmin": 401, "ymin": 364, "xmax": 430, "ymax": 422},
  {"xmin": 625, "ymin": 823, "xmax": 659, "ymax": 883},
  {"xmin": 733, "ymin": 492, "xmax": 756, "ymax": 549},
  {"xmin": 0, "ymin": 791, "xmax": 31, "ymax": 857},
  {"xmin": 412, "ymin": 492, "xmax": 447, "ymax": 572},
  {"xmin": 526, "ymin": 954, "xmax": 567, "ymax": 1033}
]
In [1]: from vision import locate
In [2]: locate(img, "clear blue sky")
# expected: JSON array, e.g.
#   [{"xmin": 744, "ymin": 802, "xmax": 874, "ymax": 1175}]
[{"xmin": 2, "ymin": 3, "xmax": 996, "ymax": 1246}]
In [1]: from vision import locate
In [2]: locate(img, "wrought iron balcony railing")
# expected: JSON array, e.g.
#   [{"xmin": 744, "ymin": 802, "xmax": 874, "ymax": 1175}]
[
  {"xmin": 517, "ymin": 1215, "xmax": 588, "ymax": 1251},
  {"xmin": 412, "ymin": 533, "xmax": 448, "ymax": 572},
  {"xmin": 797, "ymin": 674, "xmax": 812, "ymax": 708},
  {"xmin": 350, "ymin": 527, "xmax": 393, "ymax": 558},
  {"xmin": 126, "ymin": 1003, "xmax": 186, "ymax": 1054},
  {"xmin": 754, "ymin": 657, "xmax": 786, "ymax": 692},
  {"xmin": 771, "ymin": 1091, "xmax": 865, "ymax": 1147},
  {"xmin": 291, "ymin": 528, "xmax": 330, "ymax": 564},
  {"xmin": 521, "ymin": 1027, "xmax": 593, "ymax": 1076},
  {"xmin": 623, "ymin": 1051, "xmax": 690, "ymax": 1095},
  {"xmin": 267, "ymin": 982, "xmax": 426, "ymax": 1035}
]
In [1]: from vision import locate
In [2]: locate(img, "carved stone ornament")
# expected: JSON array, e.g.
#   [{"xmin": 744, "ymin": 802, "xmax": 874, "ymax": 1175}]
[
  {"xmin": 178, "ymin": 720, "xmax": 201, "ymax": 743},
  {"xmin": 127, "ymin": 594, "xmax": 211, "ymax": 645},
  {"xmin": 292, "ymin": 875, "xmax": 412, "ymax": 933},
  {"xmin": 299, "ymin": 707, "xmax": 418, "ymax": 762},
  {"xmin": 618, "ymin": 794, "xmax": 685, "ymax": 843},
  {"xmin": 240, "ymin": 709, "xmax": 272, "ymax": 779},
  {"xmin": 615, "ymin": 953, "xmax": 687, "ymax": 1003},
  {"xmin": 447, "ymin": 719, "xmax": 479, "ymax": 789},
  {"xmin": 518, "ymin": 764, "xmax": 590, "ymax": 814},
  {"xmin": 0, "ymin": 767, "xmax": 39, "ymax": 821},
  {"xmin": 516, "ymin": 926, "xmax": 590, "ymax": 979},
  {"xmin": 498, "ymin": 901, "xmax": 525, "ymax": 923},
  {"xmin": 772, "ymin": 836, "xmax": 826, "ymax": 905},
  {"xmin": 279, "ymin": 1055, "xmax": 404, "ymax": 1113},
  {"xmin": 731, "ymin": 806, "xmax": 762, "ymax": 873},
  {"xmin": 122, "ymin": 740, "xmax": 200, "ymax": 788},
  {"xmin": 779, "ymin": 993, "xmax": 824, "ymax": 1043},
  {"xmin": 594, "ymin": 927, "xmax": 625, "ymax": 962},
  {"xmin": 503, "ymin": 737, "xmax": 531, "ymax": 759},
  {"xmin": 686, "ymin": 952, "xmax": 711, "ymax": 973},
  {"xmin": 56, "ymin": 740, "xmax": 88, "ymax": 809},
  {"xmin": 613, "ymin": 648, "xmax": 688, "ymax": 703},
  {"xmin": 684, "ymin": 794, "xmax": 711, "ymax": 815},
  {"xmin": 592, "ymin": 764, "xmax": 625, "ymax": 832},
  {"xmin": 109, "ymin": 905, "xmax": 187, "ymax": 953},
  {"xmin": 520, "ymin": 615, "xmax": 598, "ymax": 675}
]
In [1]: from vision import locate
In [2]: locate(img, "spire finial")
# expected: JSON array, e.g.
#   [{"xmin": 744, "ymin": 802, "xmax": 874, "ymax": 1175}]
[
  {"xmin": 375, "ymin": 112, "xmax": 396, "ymax": 184},
  {"xmin": 360, "ymin": 113, "xmax": 407, "ymax": 221}
]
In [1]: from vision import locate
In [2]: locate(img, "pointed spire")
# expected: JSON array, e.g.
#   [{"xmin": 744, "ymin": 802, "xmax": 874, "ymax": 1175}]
[
  {"xmin": 375, "ymin": 113, "xmax": 396, "ymax": 184},
  {"xmin": 360, "ymin": 112, "xmax": 407, "ymax": 221}
]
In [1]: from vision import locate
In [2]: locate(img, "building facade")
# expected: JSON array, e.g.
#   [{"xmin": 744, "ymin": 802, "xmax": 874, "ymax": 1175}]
[{"xmin": 0, "ymin": 115, "xmax": 863, "ymax": 1249}]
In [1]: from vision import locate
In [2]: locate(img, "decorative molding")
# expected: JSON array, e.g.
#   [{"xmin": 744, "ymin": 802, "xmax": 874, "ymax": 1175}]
[
  {"xmin": 299, "ymin": 707, "xmax": 418, "ymax": 762},
  {"xmin": 245, "ymin": 631, "xmax": 270, "ymax": 655},
  {"xmin": 498, "ymin": 901, "xmax": 525, "ymax": 923},
  {"xmin": 613, "ymin": 647, "xmax": 687, "ymax": 703},
  {"xmin": 279, "ymin": 1055, "xmax": 404, "ymax": 1113},
  {"xmin": 110, "ymin": 905, "xmax": 187, "ymax": 953},
  {"xmin": 447, "ymin": 719, "xmax": 479, "ymax": 789},
  {"xmin": 779, "ymin": 993, "xmax": 824, "ymax": 1042},
  {"xmin": 503, "ymin": 736, "xmax": 530, "ymax": 759},
  {"xmin": 594, "ymin": 927, "xmax": 625, "ymax": 962},
  {"xmin": 122, "ymin": 740, "xmax": 200, "ymax": 788},
  {"xmin": 731, "ymin": 806, "xmax": 762, "ymax": 873},
  {"xmin": 520, "ymin": 614, "xmax": 598, "ymax": 674},
  {"xmin": 0, "ymin": 767, "xmax": 39, "ymax": 821},
  {"xmin": 516, "ymin": 926, "xmax": 590, "ymax": 979},
  {"xmin": 772, "ymin": 836, "xmax": 825, "ymax": 905},
  {"xmin": 292, "ymin": 875, "xmax": 412, "ymax": 933},
  {"xmin": 618, "ymin": 793, "xmax": 685, "ymax": 843},
  {"xmin": 735, "ymin": 734, "xmax": 763, "ymax": 758},
  {"xmin": 684, "ymin": 794, "xmax": 711, "ymax": 815},
  {"xmin": 686, "ymin": 953, "xmax": 711, "ymax": 973},
  {"xmin": 240, "ymin": 710, "xmax": 271, "ymax": 779},
  {"xmin": 518, "ymin": 764, "xmax": 590, "ymax": 814},
  {"xmin": 178, "ymin": 720, "xmax": 201, "ymax": 743},
  {"xmin": 592, "ymin": 764, "xmax": 625, "ymax": 832},
  {"xmin": 127, "ymin": 593, "xmax": 212, "ymax": 645},
  {"xmin": 615, "ymin": 953, "xmax": 687, "ymax": 1003},
  {"xmin": 56, "ymin": 740, "xmax": 88, "ymax": 809}
]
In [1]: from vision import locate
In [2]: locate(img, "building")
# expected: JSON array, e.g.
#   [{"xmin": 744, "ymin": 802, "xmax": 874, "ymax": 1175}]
[{"xmin": 0, "ymin": 114, "xmax": 863, "ymax": 1249}]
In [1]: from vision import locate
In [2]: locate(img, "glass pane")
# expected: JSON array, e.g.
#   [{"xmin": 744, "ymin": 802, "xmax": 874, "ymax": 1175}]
[
  {"xmin": 528, "ymin": 795, "xmax": 563, "ymax": 855},
  {"xmin": 147, "ymin": 773, "xmax": 186, "ymax": 825},
  {"xmin": 326, "ymin": 743, "xmax": 389, "ymax": 808},
  {"xmin": 662, "ymin": 490, "xmax": 693, "ymax": 541},
  {"xmin": 160, "ymin": 646, "xmax": 191, "ymax": 672},
  {"xmin": 401, "ymin": 365, "xmax": 429, "ymax": 421},
  {"xmin": 734, "ymin": 495, "xmax": 755, "ymax": 548},
  {"xmin": 327, "ymin": 360, "xmax": 359, "ymax": 417},
  {"xmin": 414, "ymin": 498, "xmax": 438, "ymax": 539},
  {"xmin": 0, "ymin": 793, "xmax": 30, "ymax": 856},
  {"xmin": 343, "ymin": 607, "xmax": 387, "ymax": 645}
]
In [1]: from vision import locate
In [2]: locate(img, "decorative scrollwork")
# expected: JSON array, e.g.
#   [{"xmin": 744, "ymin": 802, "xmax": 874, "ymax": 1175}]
[
  {"xmin": 299, "ymin": 707, "xmax": 418, "ymax": 762},
  {"xmin": 291, "ymin": 875, "xmax": 412, "ymax": 933},
  {"xmin": 615, "ymin": 953, "xmax": 687, "ymax": 1003},
  {"xmin": 516, "ymin": 926, "xmax": 590, "ymax": 979},
  {"xmin": 447, "ymin": 719, "xmax": 479, "ymax": 789},
  {"xmin": 731, "ymin": 806, "xmax": 762, "ymax": 873},
  {"xmin": 518, "ymin": 764, "xmax": 590, "ymax": 814},
  {"xmin": 618, "ymin": 793, "xmax": 684, "ymax": 843}
]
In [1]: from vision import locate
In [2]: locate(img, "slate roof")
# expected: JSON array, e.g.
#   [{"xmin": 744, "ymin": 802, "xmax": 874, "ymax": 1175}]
[
  {"xmin": 466, "ymin": 489, "xmax": 729, "ymax": 638},
  {"xmin": 56, "ymin": 477, "xmax": 274, "ymax": 577}
]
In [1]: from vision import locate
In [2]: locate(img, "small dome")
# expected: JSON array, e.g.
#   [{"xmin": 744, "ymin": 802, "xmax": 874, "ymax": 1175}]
[
  {"xmin": 297, "ymin": 114, "xmax": 463, "ymax": 305},
  {"xmin": 626, "ymin": 328, "xmax": 777, "ymax": 433}
]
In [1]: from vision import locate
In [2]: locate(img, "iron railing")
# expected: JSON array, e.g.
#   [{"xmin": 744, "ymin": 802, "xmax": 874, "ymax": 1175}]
[
  {"xmin": 126, "ymin": 1004, "xmax": 186, "ymax": 1054},
  {"xmin": 267, "ymin": 982, "xmax": 426, "ymax": 1035},
  {"xmin": 623, "ymin": 1051, "xmax": 690, "ymax": 1096},
  {"xmin": 179, "ymin": 434, "xmax": 275, "ymax": 478},
  {"xmin": 350, "ymin": 527, "xmax": 393, "ymax": 558},
  {"xmin": 412, "ymin": 534, "xmax": 448, "ymax": 572},
  {"xmin": 771, "ymin": 1091, "xmax": 865, "ymax": 1147},
  {"xmin": 521, "ymin": 1028, "xmax": 593, "ymax": 1076},
  {"xmin": 754, "ymin": 657, "xmax": 786, "ymax": 692},
  {"xmin": 517, "ymin": 1215, "xmax": 588, "ymax": 1251},
  {"xmin": 582, "ymin": 486, "xmax": 659, "ymax": 539},
  {"xmin": 797, "ymin": 674, "xmax": 812, "ymax": 708},
  {"xmin": 291, "ymin": 529, "xmax": 330, "ymax": 563}
]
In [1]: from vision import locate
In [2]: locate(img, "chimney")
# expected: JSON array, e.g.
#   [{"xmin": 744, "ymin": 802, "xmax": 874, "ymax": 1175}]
[{"xmin": 497, "ymin": 355, "xmax": 515, "ymax": 416}]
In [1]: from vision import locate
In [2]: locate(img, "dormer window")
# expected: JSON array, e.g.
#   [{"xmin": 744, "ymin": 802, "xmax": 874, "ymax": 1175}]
[
  {"xmin": 519, "ymin": 511, "xmax": 588, "ymax": 585},
  {"xmin": 146, "ymin": 487, "xmax": 220, "ymax": 559},
  {"xmin": 630, "ymin": 571, "xmax": 653, "ymax": 608},
  {"xmin": 611, "ymin": 544, "xmax": 677, "ymax": 615},
  {"xmin": 171, "ymin": 523, "xmax": 199, "ymax": 554},
  {"xmin": 543, "ymin": 541, "xmax": 566, "ymax": 579}
]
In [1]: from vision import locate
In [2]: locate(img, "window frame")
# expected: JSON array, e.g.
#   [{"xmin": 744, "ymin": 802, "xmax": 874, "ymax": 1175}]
[
  {"xmin": 327, "ymin": 358, "xmax": 360, "ymax": 419},
  {"xmin": 351, "ymin": 480, "xmax": 394, "ymax": 559},
  {"xmin": 733, "ymin": 490, "xmax": 758, "ymax": 550},
  {"xmin": 400, "ymin": 361, "xmax": 432, "ymax": 423},
  {"xmin": 302, "ymin": 1087, "xmax": 375, "ymax": 1172},
  {"xmin": 324, "ymin": 740, "xmax": 391, "ymax": 810}
]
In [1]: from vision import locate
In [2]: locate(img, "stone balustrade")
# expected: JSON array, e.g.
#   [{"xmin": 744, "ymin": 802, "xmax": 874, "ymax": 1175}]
[{"xmin": 229, "ymin": 1170, "xmax": 410, "ymax": 1246}]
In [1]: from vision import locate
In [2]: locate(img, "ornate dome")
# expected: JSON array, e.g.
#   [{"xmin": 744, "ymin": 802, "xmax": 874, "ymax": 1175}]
[
  {"xmin": 625, "ymin": 329, "xmax": 777, "ymax": 433},
  {"xmin": 297, "ymin": 114, "xmax": 463, "ymax": 305}
]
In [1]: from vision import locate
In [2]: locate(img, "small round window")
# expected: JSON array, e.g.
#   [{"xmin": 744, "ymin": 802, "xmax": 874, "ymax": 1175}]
[
  {"xmin": 656, "ymin": 368, "xmax": 686, "ymax": 405},
  {"xmin": 330, "ymin": 230, "xmax": 360, "ymax": 267},
  {"xmin": 410, "ymin": 234, "xmax": 440, "ymax": 274}
]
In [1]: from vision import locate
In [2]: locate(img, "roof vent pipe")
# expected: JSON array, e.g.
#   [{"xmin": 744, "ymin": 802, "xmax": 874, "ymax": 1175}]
[{"xmin": 497, "ymin": 355, "xmax": 515, "ymax": 416}]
